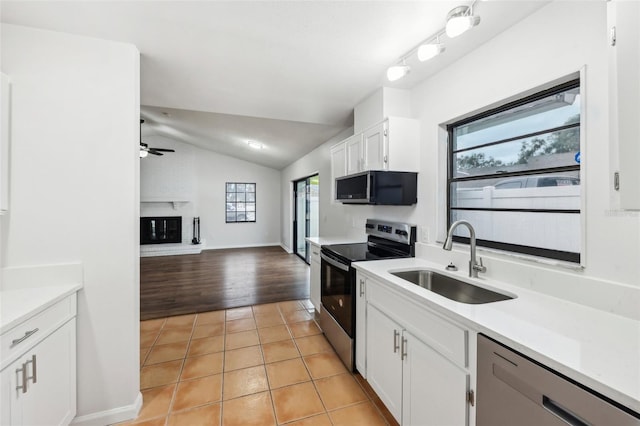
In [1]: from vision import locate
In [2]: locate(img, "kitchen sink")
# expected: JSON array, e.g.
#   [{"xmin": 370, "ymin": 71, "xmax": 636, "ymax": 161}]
[{"xmin": 390, "ymin": 269, "xmax": 514, "ymax": 304}]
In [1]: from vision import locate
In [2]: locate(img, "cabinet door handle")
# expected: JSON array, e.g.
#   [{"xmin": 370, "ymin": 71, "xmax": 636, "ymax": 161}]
[
  {"xmin": 26, "ymin": 355, "xmax": 37, "ymax": 384},
  {"xmin": 16, "ymin": 363, "xmax": 27, "ymax": 394},
  {"xmin": 401, "ymin": 337, "xmax": 408, "ymax": 360},
  {"xmin": 359, "ymin": 279, "xmax": 365, "ymax": 297},
  {"xmin": 393, "ymin": 330, "xmax": 400, "ymax": 353},
  {"xmin": 383, "ymin": 155, "xmax": 388, "ymax": 164},
  {"xmin": 11, "ymin": 328, "xmax": 39, "ymax": 347}
]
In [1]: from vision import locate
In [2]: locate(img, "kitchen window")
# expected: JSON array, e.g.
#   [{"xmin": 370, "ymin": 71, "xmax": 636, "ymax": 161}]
[
  {"xmin": 226, "ymin": 182, "xmax": 256, "ymax": 223},
  {"xmin": 447, "ymin": 80, "xmax": 581, "ymax": 263}
]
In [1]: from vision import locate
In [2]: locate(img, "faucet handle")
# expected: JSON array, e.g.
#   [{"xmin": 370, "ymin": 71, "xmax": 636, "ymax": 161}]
[{"xmin": 473, "ymin": 257, "xmax": 487, "ymax": 273}]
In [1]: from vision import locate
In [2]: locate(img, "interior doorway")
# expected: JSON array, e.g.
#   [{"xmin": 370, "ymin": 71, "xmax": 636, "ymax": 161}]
[{"xmin": 293, "ymin": 174, "xmax": 319, "ymax": 263}]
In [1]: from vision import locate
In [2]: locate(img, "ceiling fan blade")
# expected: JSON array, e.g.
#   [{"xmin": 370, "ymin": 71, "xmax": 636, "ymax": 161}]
[
  {"xmin": 149, "ymin": 148, "xmax": 175, "ymax": 152},
  {"xmin": 148, "ymin": 150, "xmax": 164, "ymax": 156}
]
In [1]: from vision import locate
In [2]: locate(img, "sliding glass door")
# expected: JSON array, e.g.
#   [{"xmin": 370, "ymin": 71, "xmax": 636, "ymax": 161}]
[{"xmin": 293, "ymin": 174, "xmax": 319, "ymax": 263}]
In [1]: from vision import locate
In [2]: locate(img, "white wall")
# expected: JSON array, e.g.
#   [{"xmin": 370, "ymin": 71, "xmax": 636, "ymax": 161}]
[
  {"xmin": 282, "ymin": 2, "xmax": 640, "ymax": 297},
  {"xmin": 1, "ymin": 24, "xmax": 141, "ymax": 424},
  {"xmin": 411, "ymin": 1, "xmax": 639, "ymax": 287},
  {"xmin": 142, "ymin": 135, "xmax": 282, "ymax": 249}
]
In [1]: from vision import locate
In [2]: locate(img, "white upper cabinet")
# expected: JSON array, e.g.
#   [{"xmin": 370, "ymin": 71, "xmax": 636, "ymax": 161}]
[
  {"xmin": 608, "ymin": 0, "xmax": 640, "ymax": 210},
  {"xmin": 384, "ymin": 117, "xmax": 419, "ymax": 172},
  {"xmin": 330, "ymin": 142, "xmax": 347, "ymax": 201},
  {"xmin": 340, "ymin": 117, "xmax": 420, "ymax": 176},
  {"xmin": 345, "ymin": 134, "xmax": 363, "ymax": 175},
  {"xmin": 330, "ymin": 142, "xmax": 347, "ymax": 179},
  {"xmin": 363, "ymin": 123, "xmax": 386, "ymax": 171}
]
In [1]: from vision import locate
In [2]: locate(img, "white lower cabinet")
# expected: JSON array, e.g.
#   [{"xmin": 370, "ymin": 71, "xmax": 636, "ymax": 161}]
[
  {"xmin": 1, "ymin": 293, "xmax": 77, "ymax": 426},
  {"xmin": 402, "ymin": 329, "xmax": 469, "ymax": 426},
  {"xmin": 358, "ymin": 271, "xmax": 473, "ymax": 426},
  {"xmin": 366, "ymin": 304, "xmax": 403, "ymax": 421},
  {"xmin": 3, "ymin": 321, "xmax": 76, "ymax": 425}
]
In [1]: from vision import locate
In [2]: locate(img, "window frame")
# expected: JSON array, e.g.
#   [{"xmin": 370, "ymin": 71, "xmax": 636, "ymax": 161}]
[
  {"xmin": 225, "ymin": 182, "xmax": 257, "ymax": 223},
  {"xmin": 446, "ymin": 79, "xmax": 582, "ymax": 263}
]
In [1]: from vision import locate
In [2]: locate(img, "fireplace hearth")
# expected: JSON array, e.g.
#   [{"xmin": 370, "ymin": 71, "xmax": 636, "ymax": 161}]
[{"xmin": 141, "ymin": 216, "xmax": 182, "ymax": 245}]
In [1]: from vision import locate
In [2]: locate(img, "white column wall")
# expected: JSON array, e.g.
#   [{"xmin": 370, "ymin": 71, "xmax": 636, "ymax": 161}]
[{"xmin": 1, "ymin": 24, "xmax": 141, "ymax": 423}]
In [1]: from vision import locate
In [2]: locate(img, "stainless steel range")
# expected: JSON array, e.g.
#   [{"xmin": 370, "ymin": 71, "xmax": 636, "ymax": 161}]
[{"xmin": 320, "ymin": 219, "xmax": 417, "ymax": 371}]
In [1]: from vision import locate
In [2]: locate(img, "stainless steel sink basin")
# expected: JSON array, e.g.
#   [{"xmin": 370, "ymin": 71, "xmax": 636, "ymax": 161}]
[{"xmin": 390, "ymin": 270, "xmax": 514, "ymax": 304}]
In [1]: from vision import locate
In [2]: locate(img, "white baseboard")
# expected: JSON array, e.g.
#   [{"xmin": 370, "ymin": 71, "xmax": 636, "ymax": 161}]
[
  {"xmin": 203, "ymin": 242, "xmax": 282, "ymax": 251},
  {"xmin": 280, "ymin": 243, "xmax": 293, "ymax": 254},
  {"xmin": 71, "ymin": 392, "xmax": 142, "ymax": 426}
]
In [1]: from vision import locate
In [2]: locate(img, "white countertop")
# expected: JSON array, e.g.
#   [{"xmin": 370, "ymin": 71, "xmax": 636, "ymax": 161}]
[
  {"xmin": 354, "ymin": 257, "xmax": 640, "ymax": 414},
  {"xmin": 0, "ymin": 283, "xmax": 82, "ymax": 334},
  {"xmin": 306, "ymin": 237, "xmax": 364, "ymax": 247}
]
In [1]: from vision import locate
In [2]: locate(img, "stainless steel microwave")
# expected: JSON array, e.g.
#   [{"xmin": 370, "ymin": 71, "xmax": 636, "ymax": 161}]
[{"xmin": 335, "ymin": 170, "xmax": 417, "ymax": 205}]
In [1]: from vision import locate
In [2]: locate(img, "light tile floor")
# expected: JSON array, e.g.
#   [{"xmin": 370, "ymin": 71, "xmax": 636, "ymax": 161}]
[{"xmin": 123, "ymin": 299, "xmax": 398, "ymax": 426}]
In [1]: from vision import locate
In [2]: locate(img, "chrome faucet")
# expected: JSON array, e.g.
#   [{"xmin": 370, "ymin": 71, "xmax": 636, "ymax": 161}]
[{"xmin": 443, "ymin": 220, "xmax": 486, "ymax": 278}]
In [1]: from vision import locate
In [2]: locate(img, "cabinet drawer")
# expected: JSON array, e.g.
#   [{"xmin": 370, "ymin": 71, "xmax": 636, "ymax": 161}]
[
  {"xmin": 367, "ymin": 278, "xmax": 468, "ymax": 368},
  {"xmin": 1, "ymin": 294, "xmax": 76, "ymax": 370},
  {"xmin": 309, "ymin": 245, "xmax": 321, "ymax": 263}
]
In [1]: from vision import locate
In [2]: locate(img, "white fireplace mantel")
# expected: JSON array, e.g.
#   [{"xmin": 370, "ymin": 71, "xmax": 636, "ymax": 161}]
[{"xmin": 140, "ymin": 197, "xmax": 190, "ymax": 210}]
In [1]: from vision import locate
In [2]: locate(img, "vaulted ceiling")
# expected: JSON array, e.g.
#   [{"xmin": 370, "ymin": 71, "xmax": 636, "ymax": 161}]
[{"xmin": 1, "ymin": 1, "xmax": 548, "ymax": 169}]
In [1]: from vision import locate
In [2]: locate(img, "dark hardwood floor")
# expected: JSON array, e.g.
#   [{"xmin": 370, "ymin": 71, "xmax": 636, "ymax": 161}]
[{"xmin": 140, "ymin": 246, "xmax": 310, "ymax": 320}]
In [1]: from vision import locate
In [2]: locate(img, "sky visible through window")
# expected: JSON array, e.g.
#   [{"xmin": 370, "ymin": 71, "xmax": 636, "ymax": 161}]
[{"xmin": 455, "ymin": 92, "xmax": 581, "ymax": 165}]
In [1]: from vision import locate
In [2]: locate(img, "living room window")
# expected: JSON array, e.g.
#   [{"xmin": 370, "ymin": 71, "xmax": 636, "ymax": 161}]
[
  {"xmin": 447, "ymin": 79, "xmax": 581, "ymax": 263},
  {"xmin": 226, "ymin": 182, "xmax": 256, "ymax": 223}
]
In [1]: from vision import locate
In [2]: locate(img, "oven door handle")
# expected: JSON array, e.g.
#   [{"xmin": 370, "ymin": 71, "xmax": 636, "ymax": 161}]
[{"xmin": 320, "ymin": 253, "xmax": 350, "ymax": 272}]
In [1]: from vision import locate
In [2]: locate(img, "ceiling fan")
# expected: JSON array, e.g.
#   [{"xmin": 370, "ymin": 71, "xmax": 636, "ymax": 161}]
[{"xmin": 139, "ymin": 119, "xmax": 175, "ymax": 157}]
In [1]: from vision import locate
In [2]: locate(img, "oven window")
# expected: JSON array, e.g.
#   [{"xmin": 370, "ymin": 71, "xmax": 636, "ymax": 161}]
[{"xmin": 320, "ymin": 258, "xmax": 354, "ymax": 336}]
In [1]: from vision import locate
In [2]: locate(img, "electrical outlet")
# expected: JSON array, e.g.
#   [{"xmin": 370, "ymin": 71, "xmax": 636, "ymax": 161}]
[{"xmin": 420, "ymin": 226, "xmax": 429, "ymax": 243}]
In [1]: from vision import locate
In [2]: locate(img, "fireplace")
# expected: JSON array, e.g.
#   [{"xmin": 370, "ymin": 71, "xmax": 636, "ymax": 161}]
[{"xmin": 141, "ymin": 216, "xmax": 182, "ymax": 245}]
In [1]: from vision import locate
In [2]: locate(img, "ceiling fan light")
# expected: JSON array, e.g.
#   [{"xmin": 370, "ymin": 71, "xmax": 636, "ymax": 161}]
[
  {"xmin": 386, "ymin": 64, "xmax": 410, "ymax": 82},
  {"xmin": 139, "ymin": 149, "xmax": 148, "ymax": 158},
  {"xmin": 417, "ymin": 43, "xmax": 445, "ymax": 62},
  {"xmin": 446, "ymin": 6, "xmax": 480, "ymax": 38}
]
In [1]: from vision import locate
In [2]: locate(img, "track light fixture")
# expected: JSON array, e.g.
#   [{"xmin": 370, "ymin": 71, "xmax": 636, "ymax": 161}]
[
  {"xmin": 417, "ymin": 35, "xmax": 445, "ymax": 62},
  {"xmin": 386, "ymin": 59, "xmax": 411, "ymax": 82},
  {"xmin": 445, "ymin": 5, "xmax": 481, "ymax": 38},
  {"xmin": 386, "ymin": 2, "xmax": 480, "ymax": 82}
]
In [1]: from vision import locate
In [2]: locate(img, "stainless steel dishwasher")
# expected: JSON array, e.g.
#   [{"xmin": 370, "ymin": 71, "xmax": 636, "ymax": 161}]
[{"xmin": 477, "ymin": 334, "xmax": 640, "ymax": 426}]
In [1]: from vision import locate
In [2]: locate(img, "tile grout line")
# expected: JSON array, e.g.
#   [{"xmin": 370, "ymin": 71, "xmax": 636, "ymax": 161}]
[
  {"xmin": 139, "ymin": 300, "xmax": 389, "ymax": 426},
  {"xmin": 163, "ymin": 315, "xmax": 196, "ymax": 424}
]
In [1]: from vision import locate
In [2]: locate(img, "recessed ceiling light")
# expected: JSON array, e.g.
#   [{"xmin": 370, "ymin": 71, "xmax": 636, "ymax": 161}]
[{"xmin": 247, "ymin": 141, "xmax": 264, "ymax": 150}]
